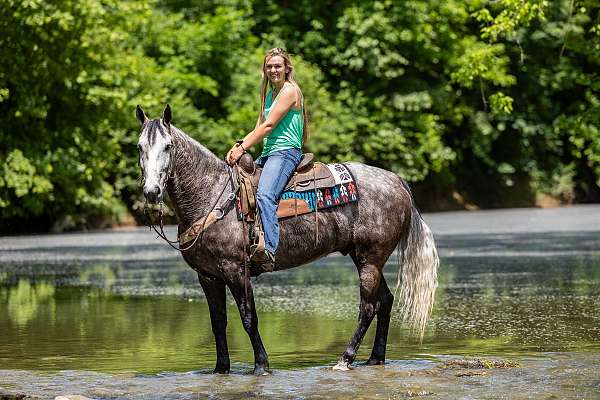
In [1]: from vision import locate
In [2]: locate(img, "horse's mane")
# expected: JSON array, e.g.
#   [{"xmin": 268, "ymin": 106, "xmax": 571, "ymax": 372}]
[{"xmin": 169, "ymin": 124, "xmax": 228, "ymax": 175}]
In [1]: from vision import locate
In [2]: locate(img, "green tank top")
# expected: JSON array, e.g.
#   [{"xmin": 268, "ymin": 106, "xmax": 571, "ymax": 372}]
[{"xmin": 261, "ymin": 83, "xmax": 303, "ymax": 157}]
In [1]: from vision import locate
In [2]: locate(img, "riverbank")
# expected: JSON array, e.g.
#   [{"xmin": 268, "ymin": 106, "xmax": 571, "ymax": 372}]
[{"xmin": 2, "ymin": 203, "xmax": 599, "ymax": 244}]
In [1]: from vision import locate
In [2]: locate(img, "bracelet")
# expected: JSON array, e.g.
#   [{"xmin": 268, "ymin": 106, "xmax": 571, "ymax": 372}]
[{"xmin": 235, "ymin": 140, "xmax": 246, "ymax": 153}]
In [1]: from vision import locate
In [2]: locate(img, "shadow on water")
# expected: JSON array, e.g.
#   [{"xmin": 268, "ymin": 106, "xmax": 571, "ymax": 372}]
[{"xmin": 0, "ymin": 229, "xmax": 599, "ymax": 398}]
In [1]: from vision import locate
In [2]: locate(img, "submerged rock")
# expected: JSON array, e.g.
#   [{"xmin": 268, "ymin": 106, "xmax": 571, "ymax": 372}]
[{"xmin": 0, "ymin": 392, "xmax": 36, "ymax": 400}]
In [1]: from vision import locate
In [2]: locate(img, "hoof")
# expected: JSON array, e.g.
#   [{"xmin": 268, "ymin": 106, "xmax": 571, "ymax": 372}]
[
  {"xmin": 253, "ymin": 366, "xmax": 271, "ymax": 376},
  {"xmin": 332, "ymin": 361, "xmax": 351, "ymax": 371},
  {"xmin": 213, "ymin": 365, "xmax": 230, "ymax": 374},
  {"xmin": 365, "ymin": 358, "xmax": 384, "ymax": 366}
]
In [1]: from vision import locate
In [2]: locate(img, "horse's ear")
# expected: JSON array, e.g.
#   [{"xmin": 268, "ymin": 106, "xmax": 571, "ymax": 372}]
[
  {"xmin": 136, "ymin": 105, "xmax": 147, "ymax": 126},
  {"xmin": 162, "ymin": 104, "xmax": 172, "ymax": 126}
]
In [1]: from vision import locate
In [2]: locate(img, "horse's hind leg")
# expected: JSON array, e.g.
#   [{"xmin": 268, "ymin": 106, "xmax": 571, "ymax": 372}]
[
  {"xmin": 366, "ymin": 275, "xmax": 394, "ymax": 365},
  {"xmin": 334, "ymin": 262, "xmax": 382, "ymax": 370}
]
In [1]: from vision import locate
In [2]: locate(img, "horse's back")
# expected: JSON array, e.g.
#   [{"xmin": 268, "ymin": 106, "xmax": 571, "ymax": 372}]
[
  {"xmin": 344, "ymin": 162, "xmax": 413, "ymax": 250},
  {"xmin": 345, "ymin": 162, "xmax": 412, "ymax": 212}
]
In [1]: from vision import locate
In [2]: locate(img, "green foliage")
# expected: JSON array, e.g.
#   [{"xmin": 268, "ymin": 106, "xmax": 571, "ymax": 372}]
[
  {"xmin": 474, "ymin": 0, "xmax": 549, "ymax": 41},
  {"xmin": 451, "ymin": 41, "xmax": 516, "ymax": 89},
  {"xmin": 489, "ymin": 92, "xmax": 514, "ymax": 115},
  {"xmin": 1, "ymin": 0, "xmax": 599, "ymax": 230},
  {"xmin": 0, "ymin": 149, "xmax": 53, "ymax": 210},
  {"xmin": 0, "ymin": 0, "xmax": 254, "ymax": 229}
]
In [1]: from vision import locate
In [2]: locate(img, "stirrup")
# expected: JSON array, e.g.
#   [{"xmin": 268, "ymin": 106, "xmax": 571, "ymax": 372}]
[{"xmin": 249, "ymin": 244, "xmax": 275, "ymax": 272}]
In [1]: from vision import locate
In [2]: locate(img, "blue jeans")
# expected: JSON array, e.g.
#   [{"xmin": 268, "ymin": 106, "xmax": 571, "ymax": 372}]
[{"xmin": 255, "ymin": 148, "xmax": 302, "ymax": 255}]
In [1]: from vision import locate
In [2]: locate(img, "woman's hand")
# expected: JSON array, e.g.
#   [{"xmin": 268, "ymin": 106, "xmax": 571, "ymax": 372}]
[{"xmin": 226, "ymin": 143, "xmax": 245, "ymax": 166}]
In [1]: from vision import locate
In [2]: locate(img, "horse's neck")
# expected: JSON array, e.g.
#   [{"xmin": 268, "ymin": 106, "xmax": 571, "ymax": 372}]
[{"xmin": 166, "ymin": 130, "xmax": 229, "ymax": 229}]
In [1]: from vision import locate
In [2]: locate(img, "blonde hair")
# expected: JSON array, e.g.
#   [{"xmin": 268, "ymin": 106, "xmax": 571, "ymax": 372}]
[{"xmin": 258, "ymin": 47, "xmax": 310, "ymax": 144}]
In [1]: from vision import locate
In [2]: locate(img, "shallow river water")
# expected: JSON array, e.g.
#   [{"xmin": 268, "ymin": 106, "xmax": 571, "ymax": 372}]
[{"xmin": 0, "ymin": 207, "xmax": 599, "ymax": 399}]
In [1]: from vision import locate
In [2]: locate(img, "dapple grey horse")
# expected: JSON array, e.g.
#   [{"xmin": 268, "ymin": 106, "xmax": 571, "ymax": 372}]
[{"xmin": 136, "ymin": 105, "xmax": 439, "ymax": 375}]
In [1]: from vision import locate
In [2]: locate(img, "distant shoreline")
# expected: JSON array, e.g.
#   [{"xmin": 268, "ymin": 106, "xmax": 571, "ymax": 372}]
[{"xmin": 0, "ymin": 205, "xmax": 599, "ymax": 248}]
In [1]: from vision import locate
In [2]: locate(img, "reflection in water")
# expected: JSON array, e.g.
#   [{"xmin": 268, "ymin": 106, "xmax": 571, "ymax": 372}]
[
  {"xmin": 430, "ymin": 255, "xmax": 600, "ymax": 352},
  {"xmin": 0, "ymin": 230, "xmax": 598, "ymax": 376},
  {"xmin": 6, "ymin": 279, "xmax": 55, "ymax": 327}
]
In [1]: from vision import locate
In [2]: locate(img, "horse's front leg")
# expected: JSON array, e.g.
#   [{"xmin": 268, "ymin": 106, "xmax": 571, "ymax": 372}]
[
  {"xmin": 222, "ymin": 261, "xmax": 269, "ymax": 375},
  {"xmin": 197, "ymin": 273, "xmax": 230, "ymax": 373}
]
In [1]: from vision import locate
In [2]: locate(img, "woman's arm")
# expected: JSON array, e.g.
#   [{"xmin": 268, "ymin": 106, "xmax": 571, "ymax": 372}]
[
  {"xmin": 227, "ymin": 86, "xmax": 298, "ymax": 165},
  {"xmin": 242, "ymin": 116, "xmax": 261, "ymax": 141}
]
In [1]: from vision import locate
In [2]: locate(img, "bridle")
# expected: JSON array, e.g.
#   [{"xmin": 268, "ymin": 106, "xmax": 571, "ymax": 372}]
[{"xmin": 142, "ymin": 122, "xmax": 239, "ymax": 252}]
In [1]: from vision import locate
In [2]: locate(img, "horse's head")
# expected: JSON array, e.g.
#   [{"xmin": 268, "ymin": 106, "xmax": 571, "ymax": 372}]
[{"xmin": 136, "ymin": 104, "xmax": 174, "ymax": 204}]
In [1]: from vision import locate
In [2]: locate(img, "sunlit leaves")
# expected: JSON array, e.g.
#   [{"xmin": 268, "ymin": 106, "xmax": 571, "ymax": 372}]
[
  {"xmin": 489, "ymin": 92, "xmax": 514, "ymax": 115},
  {"xmin": 451, "ymin": 40, "xmax": 516, "ymax": 89},
  {"xmin": 0, "ymin": 150, "xmax": 53, "ymax": 212},
  {"xmin": 474, "ymin": 0, "xmax": 548, "ymax": 42},
  {"xmin": 0, "ymin": 88, "xmax": 9, "ymax": 102}
]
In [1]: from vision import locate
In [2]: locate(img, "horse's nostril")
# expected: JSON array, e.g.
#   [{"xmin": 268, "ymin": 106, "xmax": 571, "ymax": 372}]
[{"xmin": 144, "ymin": 185, "xmax": 161, "ymax": 203}]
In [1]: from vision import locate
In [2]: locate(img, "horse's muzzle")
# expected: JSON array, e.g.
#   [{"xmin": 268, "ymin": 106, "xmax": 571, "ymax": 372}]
[{"xmin": 143, "ymin": 184, "xmax": 162, "ymax": 204}]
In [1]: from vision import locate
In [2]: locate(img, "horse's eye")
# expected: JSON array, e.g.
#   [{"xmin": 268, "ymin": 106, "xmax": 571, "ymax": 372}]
[
  {"xmin": 137, "ymin": 143, "xmax": 143, "ymax": 151},
  {"xmin": 165, "ymin": 144, "xmax": 172, "ymax": 151}
]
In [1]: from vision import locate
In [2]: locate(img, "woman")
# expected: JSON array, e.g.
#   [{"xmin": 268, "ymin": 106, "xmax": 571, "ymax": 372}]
[{"xmin": 226, "ymin": 47, "xmax": 309, "ymax": 266}]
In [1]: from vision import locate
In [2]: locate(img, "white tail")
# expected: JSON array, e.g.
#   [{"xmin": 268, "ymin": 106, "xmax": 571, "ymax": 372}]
[{"xmin": 396, "ymin": 206, "xmax": 439, "ymax": 340}]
